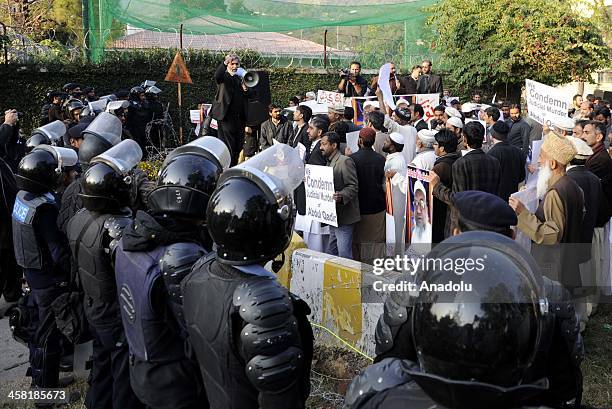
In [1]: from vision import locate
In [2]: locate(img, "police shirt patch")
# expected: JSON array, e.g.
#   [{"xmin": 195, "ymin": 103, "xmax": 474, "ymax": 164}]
[{"xmin": 12, "ymin": 198, "xmax": 30, "ymax": 224}]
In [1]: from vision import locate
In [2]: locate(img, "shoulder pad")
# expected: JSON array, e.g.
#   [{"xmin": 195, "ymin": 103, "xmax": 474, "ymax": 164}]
[
  {"xmin": 344, "ymin": 358, "xmax": 412, "ymax": 408},
  {"xmin": 234, "ymin": 277, "xmax": 304, "ymax": 393},
  {"xmin": 233, "ymin": 277, "xmax": 293, "ymax": 327},
  {"xmin": 161, "ymin": 242, "xmax": 207, "ymax": 301}
]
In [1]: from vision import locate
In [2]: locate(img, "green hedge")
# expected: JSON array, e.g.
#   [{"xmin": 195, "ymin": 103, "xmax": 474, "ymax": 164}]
[{"xmin": 0, "ymin": 49, "xmax": 341, "ymax": 135}]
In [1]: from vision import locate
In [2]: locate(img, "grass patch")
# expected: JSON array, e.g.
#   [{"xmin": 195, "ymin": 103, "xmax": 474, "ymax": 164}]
[{"xmin": 582, "ymin": 301, "xmax": 612, "ymax": 408}]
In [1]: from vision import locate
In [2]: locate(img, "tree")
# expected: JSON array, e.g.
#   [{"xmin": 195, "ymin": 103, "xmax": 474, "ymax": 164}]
[{"xmin": 426, "ymin": 0, "xmax": 609, "ymax": 95}]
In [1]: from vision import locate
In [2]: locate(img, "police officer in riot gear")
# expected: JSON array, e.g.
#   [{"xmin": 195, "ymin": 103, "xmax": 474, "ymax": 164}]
[
  {"xmin": 57, "ymin": 112, "xmax": 122, "ymax": 234},
  {"xmin": 12, "ymin": 145, "xmax": 78, "ymax": 393},
  {"xmin": 66, "ymin": 139, "xmax": 144, "ymax": 409},
  {"xmin": 26, "ymin": 120, "xmax": 67, "ymax": 152},
  {"xmin": 183, "ymin": 144, "xmax": 314, "ymax": 409},
  {"xmin": 113, "ymin": 136, "xmax": 230, "ymax": 409},
  {"xmin": 345, "ymin": 231, "xmax": 584, "ymax": 409}
]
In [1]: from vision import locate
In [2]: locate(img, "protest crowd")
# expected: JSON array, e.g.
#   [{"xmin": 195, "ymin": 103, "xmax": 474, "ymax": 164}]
[{"xmin": 0, "ymin": 52, "xmax": 611, "ymax": 409}]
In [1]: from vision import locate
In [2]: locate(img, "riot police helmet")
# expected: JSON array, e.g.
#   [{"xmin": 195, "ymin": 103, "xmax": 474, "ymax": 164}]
[
  {"xmin": 26, "ymin": 120, "xmax": 67, "ymax": 152},
  {"xmin": 16, "ymin": 146, "xmax": 78, "ymax": 193},
  {"xmin": 129, "ymin": 86, "xmax": 145, "ymax": 101},
  {"xmin": 206, "ymin": 144, "xmax": 304, "ymax": 265},
  {"xmin": 410, "ymin": 231, "xmax": 547, "ymax": 403},
  {"xmin": 81, "ymin": 139, "xmax": 143, "ymax": 212},
  {"xmin": 64, "ymin": 98, "xmax": 84, "ymax": 120},
  {"xmin": 78, "ymin": 112, "xmax": 122, "ymax": 167},
  {"xmin": 147, "ymin": 136, "xmax": 230, "ymax": 219}
]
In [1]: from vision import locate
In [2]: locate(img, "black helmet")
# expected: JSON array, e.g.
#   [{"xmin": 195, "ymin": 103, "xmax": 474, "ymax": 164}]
[
  {"xmin": 129, "ymin": 86, "xmax": 145, "ymax": 100},
  {"xmin": 78, "ymin": 112, "xmax": 122, "ymax": 167},
  {"xmin": 409, "ymin": 231, "xmax": 547, "ymax": 406},
  {"xmin": 26, "ymin": 120, "xmax": 67, "ymax": 152},
  {"xmin": 206, "ymin": 144, "xmax": 304, "ymax": 265},
  {"xmin": 147, "ymin": 137, "xmax": 230, "ymax": 219},
  {"xmin": 81, "ymin": 139, "xmax": 143, "ymax": 212},
  {"xmin": 64, "ymin": 98, "xmax": 84, "ymax": 119},
  {"xmin": 80, "ymin": 163, "xmax": 131, "ymax": 212},
  {"xmin": 16, "ymin": 146, "xmax": 78, "ymax": 193},
  {"xmin": 25, "ymin": 132, "xmax": 51, "ymax": 152}
]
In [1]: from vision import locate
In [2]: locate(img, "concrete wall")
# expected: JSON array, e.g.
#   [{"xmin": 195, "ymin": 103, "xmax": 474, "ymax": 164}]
[{"xmin": 288, "ymin": 248, "xmax": 401, "ymax": 358}]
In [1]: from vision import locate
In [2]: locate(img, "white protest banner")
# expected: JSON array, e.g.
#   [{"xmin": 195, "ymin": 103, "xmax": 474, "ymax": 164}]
[
  {"xmin": 305, "ymin": 165, "xmax": 338, "ymax": 227},
  {"xmin": 510, "ymin": 186, "xmax": 538, "ymax": 252},
  {"xmin": 317, "ymin": 90, "xmax": 344, "ymax": 107},
  {"xmin": 378, "ymin": 63, "xmax": 396, "ymax": 110},
  {"xmin": 525, "ymin": 79, "xmax": 572, "ymax": 126},
  {"xmin": 346, "ymin": 130, "xmax": 360, "ymax": 154},
  {"xmin": 414, "ymin": 93, "xmax": 440, "ymax": 122}
]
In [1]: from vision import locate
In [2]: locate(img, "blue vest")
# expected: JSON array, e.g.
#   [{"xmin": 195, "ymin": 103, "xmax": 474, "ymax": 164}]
[
  {"xmin": 12, "ymin": 190, "xmax": 56, "ymax": 271},
  {"xmin": 114, "ymin": 240, "xmax": 188, "ymax": 363}
]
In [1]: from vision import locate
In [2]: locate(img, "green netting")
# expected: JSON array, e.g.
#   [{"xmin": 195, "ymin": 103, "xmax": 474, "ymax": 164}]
[{"xmin": 87, "ymin": 0, "xmax": 437, "ymax": 63}]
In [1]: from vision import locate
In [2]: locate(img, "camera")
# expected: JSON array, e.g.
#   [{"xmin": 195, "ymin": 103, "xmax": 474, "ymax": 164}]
[
  {"xmin": 17, "ymin": 112, "xmax": 24, "ymax": 120},
  {"xmin": 339, "ymin": 69, "xmax": 355, "ymax": 81}
]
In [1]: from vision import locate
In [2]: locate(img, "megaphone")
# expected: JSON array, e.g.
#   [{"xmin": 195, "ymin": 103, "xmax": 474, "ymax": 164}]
[{"xmin": 236, "ymin": 68, "xmax": 259, "ymax": 88}]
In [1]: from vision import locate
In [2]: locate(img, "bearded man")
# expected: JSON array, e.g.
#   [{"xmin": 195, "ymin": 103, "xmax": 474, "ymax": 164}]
[{"xmin": 509, "ymin": 132, "xmax": 585, "ymax": 292}]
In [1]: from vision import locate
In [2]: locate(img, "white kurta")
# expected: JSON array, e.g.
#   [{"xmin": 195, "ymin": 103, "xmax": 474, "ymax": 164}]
[{"xmin": 410, "ymin": 150, "xmax": 437, "ymax": 171}]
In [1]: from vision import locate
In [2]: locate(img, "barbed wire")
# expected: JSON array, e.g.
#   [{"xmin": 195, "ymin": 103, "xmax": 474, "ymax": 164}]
[{"xmin": 1, "ymin": 24, "xmax": 444, "ymax": 71}]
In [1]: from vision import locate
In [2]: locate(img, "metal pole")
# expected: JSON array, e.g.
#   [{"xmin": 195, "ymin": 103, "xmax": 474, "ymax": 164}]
[
  {"xmin": 323, "ymin": 29, "xmax": 328, "ymax": 68},
  {"xmin": 178, "ymin": 24, "xmax": 183, "ymax": 145},
  {"xmin": 403, "ymin": 20, "xmax": 408, "ymax": 71}
]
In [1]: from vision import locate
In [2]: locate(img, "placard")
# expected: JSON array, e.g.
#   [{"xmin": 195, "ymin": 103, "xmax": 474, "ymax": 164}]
[
  {"xmin": 525, "ymin": 79, "xmax": 572, "ymax": 126},
  {"xmin": 346, "ymin": 130, "xmax": 360, "ymax": 154},
  {"xmin": 305, "ymin": 165, "xmax": 338, "ymax": 227},
  {"xmin": 317, "ymin": 90, "xmax": 344, "ymax": 107},
  {"xmin": 406, "ymin": 166, "xmax": 433, "ymax": 245}
]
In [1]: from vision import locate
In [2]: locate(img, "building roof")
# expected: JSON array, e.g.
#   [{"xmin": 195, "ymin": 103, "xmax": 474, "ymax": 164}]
[{"xmin": 110, "ymin": 30, "xmax": 355, "ymax": 59}]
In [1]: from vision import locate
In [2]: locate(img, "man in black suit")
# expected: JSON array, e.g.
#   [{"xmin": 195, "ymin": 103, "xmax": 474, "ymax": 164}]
[
  {"xmin": 290, "ymin": 105, "xmax": 312, "ymax": 150},
  {"xmin": 350, "ymin": 127, "xmax": 386, "ymax": 262},
  {"xmin": 295, "ymin": 117, "xmax": 328, "ymax": 219},
  {"xmin": 487, "ymin": 121, "xmax": 525, "ymax": 201},
  {"xmin": 211, "ymin": 54, "xmax": 250, "ymax": 166},
  {"xmin": 410, "ymin": 104, "xmax": 428, "ymax": 132},
  {"xmin": 416, "ymin": 59, "xmax": 443, "ymax": 96},
  {"xmin": 430, "ymin": 121, "xmax": 501, "ymax": 231}
]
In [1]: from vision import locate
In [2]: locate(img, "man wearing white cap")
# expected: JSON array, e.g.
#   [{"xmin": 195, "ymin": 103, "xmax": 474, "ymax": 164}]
[
  {"xmin": 566, "ymin": 136, "xmax": 610, "ymax": 330},
  {"xmin": 410, "ymin": 180, "xmax": 432, "ymax": 244},
  {"xmin": 445, "ymin": 116, "xmax": 464, "ymax": 151},
  {"xmin": 410, "ymin": 129, "xmax": 437, "ymax": 170},
  {"xmin": 549, "ymin": 116, "xmax": 576, "ymax": 138},
  {"xmin": 443, "ymin": 106, "xmax": 462, "ymax": 121},
  {"xmin": 378, "ymin": 105, "xmax": 418, "ymax": 164}
]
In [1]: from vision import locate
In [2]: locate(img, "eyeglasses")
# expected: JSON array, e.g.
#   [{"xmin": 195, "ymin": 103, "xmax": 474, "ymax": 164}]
[{"xmin": 413, "ymin": 199, "xmax": 427, "ymax": 209}]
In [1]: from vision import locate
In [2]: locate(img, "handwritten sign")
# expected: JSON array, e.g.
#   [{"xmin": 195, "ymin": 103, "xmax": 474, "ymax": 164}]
[
  {"xmin": 317, "ymin": 90, "xmax": 344, "ymax": 107},
  {"xmin": 305, "ymin": 165, "xmax": 338, "ymax": 227}
]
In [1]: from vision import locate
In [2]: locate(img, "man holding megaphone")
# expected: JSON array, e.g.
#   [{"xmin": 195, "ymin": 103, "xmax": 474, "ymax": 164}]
[{"xmin": 211, "ymin": 54, "xmax": 253, "ymax": 166}]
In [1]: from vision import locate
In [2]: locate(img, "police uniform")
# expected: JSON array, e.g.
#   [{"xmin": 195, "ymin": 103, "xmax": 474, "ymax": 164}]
[
  {"xmin": 115, "ymin": 136, "xmax": 232, "ymax": 409},
  {"xmin": 183, "ymin": 144, "xmax": 314, "ymax": 409},
  {"xmin": 367, "ymin": 232, "xmax": 584, "ymax": 409},
  {"xmin": 66, "ymin": 139, "xmax": 145, "ymax": 408},
  {"xmin": 12, "ymin": 146, "xmax": 77, "ymax": 390}
]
